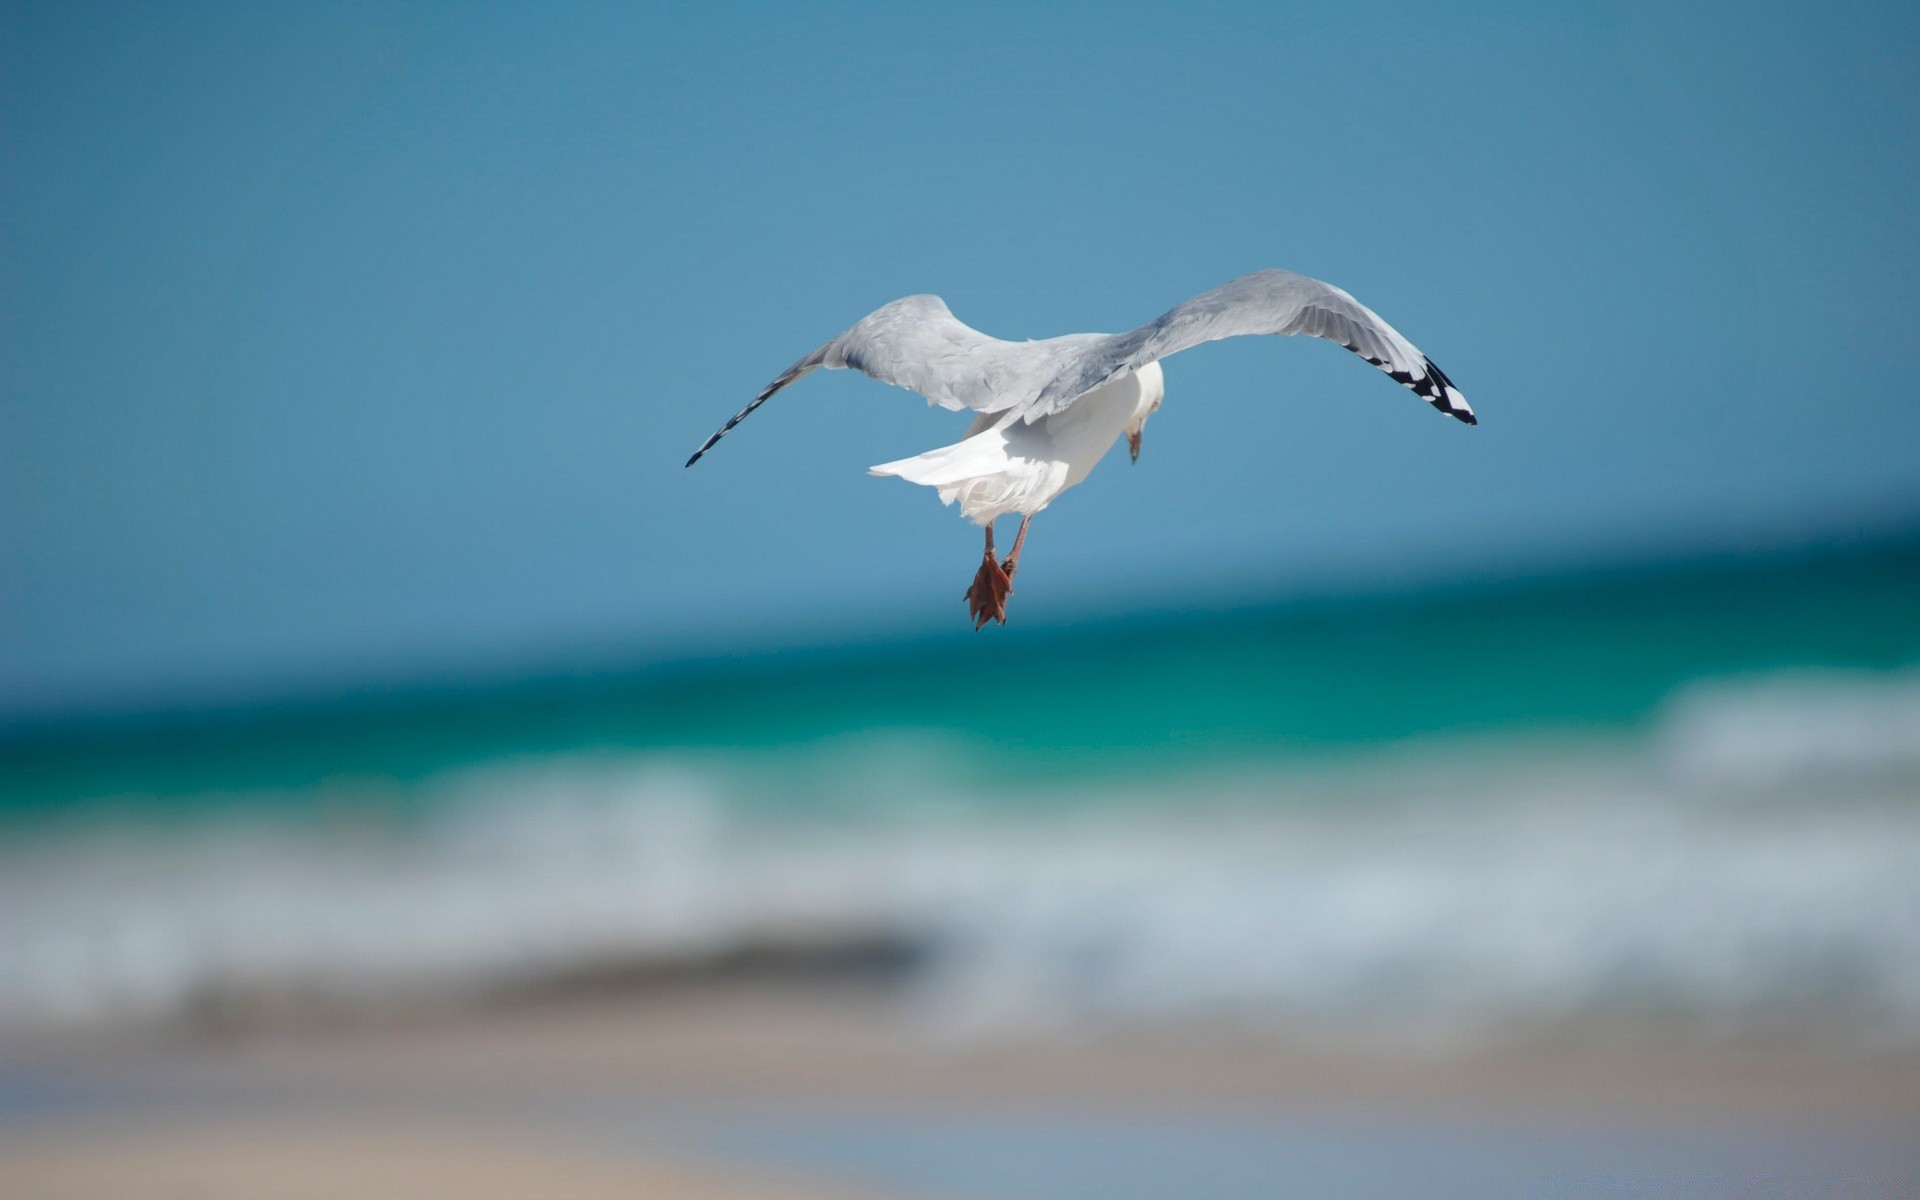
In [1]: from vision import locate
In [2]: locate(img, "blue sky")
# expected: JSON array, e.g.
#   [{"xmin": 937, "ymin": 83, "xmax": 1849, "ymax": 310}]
[{"xmin": 3, "ymin": 2, "xmax": 1917, "ymax": 716}]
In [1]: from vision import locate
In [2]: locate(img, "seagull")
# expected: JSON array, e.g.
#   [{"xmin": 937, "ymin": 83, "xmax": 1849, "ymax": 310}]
[{"xmin": 687, "ymin": 268, "xmax": 1473, "ymax": 629}]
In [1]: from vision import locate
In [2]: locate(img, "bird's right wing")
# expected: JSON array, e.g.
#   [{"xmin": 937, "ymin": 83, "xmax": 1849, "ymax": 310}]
[
  {"xmin": 686, "ymin": 295, "xmax": 1058, "ymax": 466},
  {"xmin": 1027, "ymin": 268, "xmax": 1474, "ymax": 425}
]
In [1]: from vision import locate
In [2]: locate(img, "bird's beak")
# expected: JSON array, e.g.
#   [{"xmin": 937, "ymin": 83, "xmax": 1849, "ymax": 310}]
[{"xmin": 1128, "ymin": 429, "xmax": 1142, "ymax": 464}]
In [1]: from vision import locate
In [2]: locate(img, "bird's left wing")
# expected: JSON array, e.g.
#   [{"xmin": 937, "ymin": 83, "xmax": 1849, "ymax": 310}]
[
  {"xmin": 686, "ymin": 294, "xmax": 1066, "ymax": 466},
  {"xmin": 1027, "ymin": 268, "xmax": 1474, "ymax": 425}
]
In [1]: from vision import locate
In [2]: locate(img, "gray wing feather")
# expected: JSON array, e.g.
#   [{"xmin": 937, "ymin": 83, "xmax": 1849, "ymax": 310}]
[
  {"xmin": 1027, "ymin": 268, "xmax": 1474, "ymax": 425},
  {"xmin": 687, "ymin": 294, "xmax": 1086, "ymax": 466},
  {"xmin": 823, "ymin": 294, "xmax": 1037, "ymax": 414}
]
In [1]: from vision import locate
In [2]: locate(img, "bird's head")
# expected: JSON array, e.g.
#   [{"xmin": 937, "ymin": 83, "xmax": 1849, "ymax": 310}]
[{"xmin": 1125, "ymin": 361, "xmax": 1166, "ymax": 464}]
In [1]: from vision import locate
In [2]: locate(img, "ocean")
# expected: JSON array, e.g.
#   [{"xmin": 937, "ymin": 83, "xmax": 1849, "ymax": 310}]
[{"xmin": 2, "ymin": 535, "xmax": 1917, "ymax": 1045}]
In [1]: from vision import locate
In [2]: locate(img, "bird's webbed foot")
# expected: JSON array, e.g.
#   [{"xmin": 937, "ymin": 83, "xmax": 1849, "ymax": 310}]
[{"xmin": 964, "ymin": 548, "xmax": 1013, "ymax": 629}]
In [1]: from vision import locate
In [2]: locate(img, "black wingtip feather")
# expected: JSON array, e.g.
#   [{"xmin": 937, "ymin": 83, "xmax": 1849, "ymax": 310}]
[
  {"xmin": 1406, "ymin": 357, "xmax": 1474, "ymax": 425},
  {"xmin": 685, "ymin": 429, "xmax": 730, "ymax": 467}
]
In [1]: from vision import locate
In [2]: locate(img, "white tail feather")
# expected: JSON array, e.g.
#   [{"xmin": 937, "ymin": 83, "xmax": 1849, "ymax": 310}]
[{"xmin": 871, "ymin": 420, "xmax": 1066, "ymax": 524}]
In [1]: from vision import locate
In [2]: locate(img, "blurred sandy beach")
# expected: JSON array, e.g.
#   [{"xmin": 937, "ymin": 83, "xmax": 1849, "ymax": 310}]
[
  {"xmin": 0, "ymin": 1118, "xmax": 873, "ymax": 1200},
  {"xmin": 4, "ymin": 974, "xmax": 1919, "ymax": 1198}
]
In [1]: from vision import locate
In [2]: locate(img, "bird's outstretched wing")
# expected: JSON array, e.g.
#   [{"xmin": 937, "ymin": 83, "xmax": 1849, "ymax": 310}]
[
  {"xmin": 1029, "ymin": 268, "xmax": 1473, "ymax": 425},
  {"xmin": 687, "ymin": 269, "xmax": 1470, "ymax": 467},
  {"xmin": 686, "ymin": 295, "xmax": 1083, "ymax": 466}
]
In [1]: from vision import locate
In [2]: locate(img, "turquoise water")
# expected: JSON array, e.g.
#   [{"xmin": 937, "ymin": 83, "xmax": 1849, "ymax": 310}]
[{"xmin": 3, "ymin": 536, "xmax": 1916, "ymax": 820}]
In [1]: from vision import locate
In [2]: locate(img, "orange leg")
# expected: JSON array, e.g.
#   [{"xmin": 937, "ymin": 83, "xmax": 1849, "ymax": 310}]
[{"xmin": 1002, "ymin": 514, "xmax": 1032, "ymax": 578}]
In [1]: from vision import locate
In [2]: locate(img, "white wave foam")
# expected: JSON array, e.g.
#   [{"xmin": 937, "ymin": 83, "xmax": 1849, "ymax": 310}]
[
  {"xmin": 1661, "ymin": 667, "xmax": 1920, "ymax": 788},
  {"xmin": 3, "ymin": 674, "xmax": 1919, "ymax": 1046}
]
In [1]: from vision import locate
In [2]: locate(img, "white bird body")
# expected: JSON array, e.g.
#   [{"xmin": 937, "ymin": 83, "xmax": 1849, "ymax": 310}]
[
  {"xmin": 686, "ymin": 268, "xmax": 1471, "ymax": 627},
  {"xmin": 870, "ymin": 361, "xmax": 1165, "ymax": 524}
]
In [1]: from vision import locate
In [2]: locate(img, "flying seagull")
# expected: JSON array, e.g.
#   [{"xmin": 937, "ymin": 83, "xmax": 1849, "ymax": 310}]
[{"xmin": 687, "ymin": 268, "xmax": 1473, "ymax": 628}]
